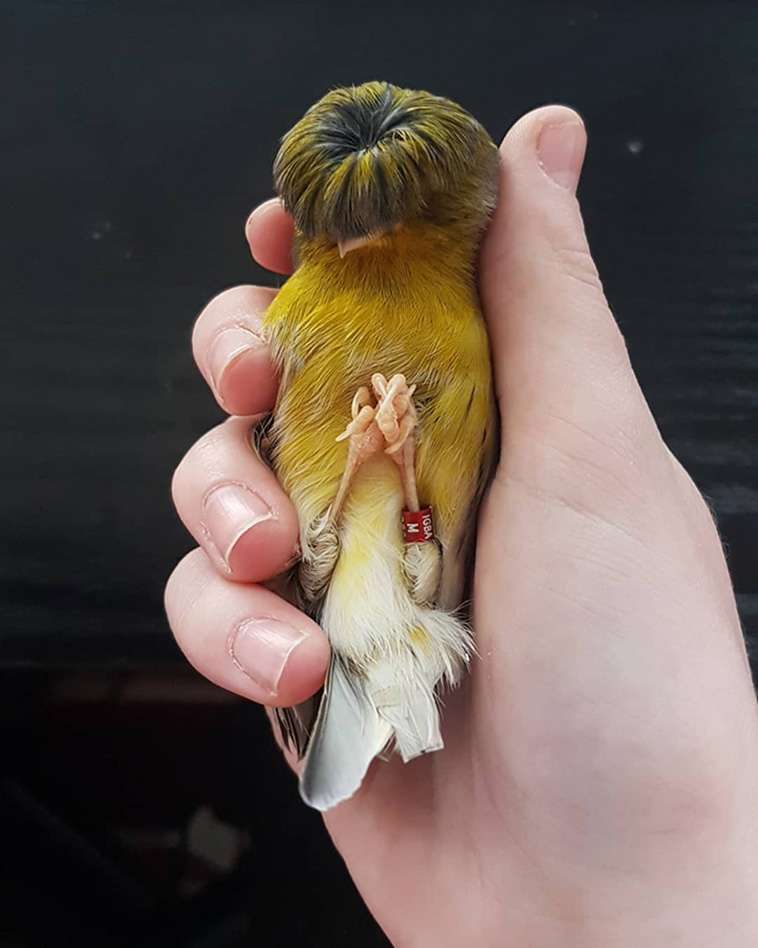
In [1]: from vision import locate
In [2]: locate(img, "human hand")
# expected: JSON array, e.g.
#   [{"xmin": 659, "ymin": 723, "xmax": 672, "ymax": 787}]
[{"xmin": 165, "ymin": 106, "xmax": 758, "ymax": 947}]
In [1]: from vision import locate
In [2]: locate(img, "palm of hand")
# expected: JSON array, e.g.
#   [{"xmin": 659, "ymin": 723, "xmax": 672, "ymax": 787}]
[{"xmin": 326, "ymin": 437, "xmax": 752, "ymax": 945}]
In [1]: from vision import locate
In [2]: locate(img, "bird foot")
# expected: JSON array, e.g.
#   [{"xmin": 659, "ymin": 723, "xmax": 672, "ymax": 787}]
[
  {"xmin": 371, "ymin": 373, "xmax": 417, "ymax": 456},
  {"xmin": 331, "ymin": 374, "xmax": 420, "ymax": 524}
]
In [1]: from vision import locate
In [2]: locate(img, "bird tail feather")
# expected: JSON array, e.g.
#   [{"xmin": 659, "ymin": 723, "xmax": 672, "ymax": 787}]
[{"xmin": 299, "ymin": 655, "xmax": 392, "ymax": 811}]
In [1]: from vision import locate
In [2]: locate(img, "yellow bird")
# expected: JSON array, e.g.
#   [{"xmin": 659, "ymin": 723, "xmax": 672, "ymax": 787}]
[{"xmin": 263, "ymin": 81, "xmax": 499, "ymax": 810}]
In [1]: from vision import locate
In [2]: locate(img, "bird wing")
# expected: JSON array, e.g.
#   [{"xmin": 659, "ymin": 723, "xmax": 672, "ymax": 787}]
[{"xmin": 415, "ymin": 357, "xmax": 497, "ymax": 612}]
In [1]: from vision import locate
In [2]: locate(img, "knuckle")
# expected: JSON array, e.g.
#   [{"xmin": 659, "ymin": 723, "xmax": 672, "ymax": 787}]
[
  {"xmin": 166, "ymin": 547, "xmax": 203, "ymax": 588},
  {"xmin": 172, "ymin": 421, "xmax": 232, "ymax": 499},
  {"xmin": 192, "ymin": 284, "xmax": 266, "ymax": 350},
  {"xmin": 164, "ymin": 548, "xmax": 211, "ymax": 629},
  {"xmin": 192, "ymin": 285, "xmax": 246, "ymax": 341},
  {"xmin": 169, "ymin": 461, "xmax": 184, "ymax": 509},
  {"xmin": 552, "ymin": 240, "xmax": 604, "ymax": 295},
  {"xmin": 171, "ymin": 441, "xmax": 199, "ymax": 499}
]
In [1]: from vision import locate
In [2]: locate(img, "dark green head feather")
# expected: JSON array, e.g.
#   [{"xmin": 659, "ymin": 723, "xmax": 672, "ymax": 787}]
[{"xmin": 274, "ymin": 81, "xmax": 499, "ymax": 242}]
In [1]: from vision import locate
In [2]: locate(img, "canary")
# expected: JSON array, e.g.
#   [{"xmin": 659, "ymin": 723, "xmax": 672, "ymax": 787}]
[{"xmin": 262, "ymin": 81, "xmax": 499, "ymax": 810}]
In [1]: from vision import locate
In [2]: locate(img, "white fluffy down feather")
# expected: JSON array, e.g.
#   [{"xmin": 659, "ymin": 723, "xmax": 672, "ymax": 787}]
[{"xmin": 298, "ymin": 457, "xmax": 471, "ymax": 810}]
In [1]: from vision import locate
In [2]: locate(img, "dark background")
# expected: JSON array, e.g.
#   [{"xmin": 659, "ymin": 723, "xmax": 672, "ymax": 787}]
[{"xmin": 2, "ymin": 2, "xmax": 757, "ymax": 945}]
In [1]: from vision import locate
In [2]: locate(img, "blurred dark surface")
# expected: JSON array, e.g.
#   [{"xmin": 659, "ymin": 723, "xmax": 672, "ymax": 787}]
[{"xmin": 1, "ymin": 1, "xmax": 757, "ymax": 945}]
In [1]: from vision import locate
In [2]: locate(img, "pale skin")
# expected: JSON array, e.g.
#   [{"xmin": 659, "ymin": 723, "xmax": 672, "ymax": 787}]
[{"xmin": 166, "ymin": 106, "xmax": 758, "ymax": 946}]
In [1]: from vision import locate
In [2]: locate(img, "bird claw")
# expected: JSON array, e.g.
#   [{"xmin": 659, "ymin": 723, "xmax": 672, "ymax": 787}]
[
  {"xmin": 336, "ymin": 374, "xmax": 417, "ymax": 453},
  {"xmin": 371, "ymin": 374, "xmax": 417, "ymax": 454},
  {"xmin": 336, "ymin": 404, "xmax": 376, "ymax": 442},
  {"xmin": 336, "ymin": 386, "xmax": 375, "ymax": 442}
]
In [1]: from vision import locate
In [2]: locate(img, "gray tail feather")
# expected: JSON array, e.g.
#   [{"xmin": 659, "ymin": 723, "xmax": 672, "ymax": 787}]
[{"xmin": 298, "ymin": 656, "xmax": 392, "ymax": 812}]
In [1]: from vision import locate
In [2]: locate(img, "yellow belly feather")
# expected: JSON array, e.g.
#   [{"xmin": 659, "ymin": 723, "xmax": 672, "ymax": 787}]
[{"xmin": 264, "ymin": 227, "xmax": 494, "ymax": 564}]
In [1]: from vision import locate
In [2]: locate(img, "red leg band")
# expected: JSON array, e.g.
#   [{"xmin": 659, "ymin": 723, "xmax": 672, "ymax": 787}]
[{"xmin": 402, "ymin": 506, "xmax": 435, "ymax": 544}]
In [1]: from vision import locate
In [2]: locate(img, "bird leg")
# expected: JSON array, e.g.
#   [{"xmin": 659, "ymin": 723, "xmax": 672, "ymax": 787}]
[
  {"xmin": 299, "ymin": 387, "xmax": 381, "ymax": 606},
  {"xmin": 372, "ymin": 374, "xmax": 442, "ymax": 606},
  {"xmin": 329, "ymin": 386, "xmax": 384, "ymax": 524},
  {"xmin": 328, "ymin": 374, "xmax": 441, "ymax": 607},
  {"xmin": 329, "ymin": 374, "xmax": 419, "ymax": 526}
]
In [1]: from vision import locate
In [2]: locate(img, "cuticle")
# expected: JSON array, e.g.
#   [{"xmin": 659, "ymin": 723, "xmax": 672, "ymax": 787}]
[
  {"xmin": 209, "ymin": 321, "xmax": 265, "ymax": 346},
  {"xmin": 201, "ymin": 479, "xmax": 272, "ymax": 511},
  {"xmin": 199, "ymin": 521, "xmax": 233, "ymax": 575},
  {"xmin": 206, "ymin": 323, "xmax": 265, "ymax": 392}
]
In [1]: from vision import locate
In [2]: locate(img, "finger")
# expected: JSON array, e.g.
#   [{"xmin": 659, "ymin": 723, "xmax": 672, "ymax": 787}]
[
  {"xmin": 172, "ymin": 416, "xmax": 299, "ymax": 582},
  {"xmin": 192, "ymin": 285, "xmax": 279, "ymax": 416},
  {"xmin": 165, "ymin": 548, "xmax": 328, "ymax": 707},
  {"xmin": 245, "ymin": 198, "xmax": 295, "ymax": 275},
  {"xmin": 481, "ymin": 106, "xmax": 654, "ymax": 448}
]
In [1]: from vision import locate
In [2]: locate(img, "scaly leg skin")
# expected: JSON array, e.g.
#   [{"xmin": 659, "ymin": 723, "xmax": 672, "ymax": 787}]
[
  {"xmin": 298, "ymin": 386, "xmax": 382, "ymax": 605},
  {"xmin": 312, "ymin": 375, "xmax": 442, "ymax": 609},
  {"xmin": 330, "ymin": 386, "xmax": 384, "ymax": 523},
  {"xmin": 372, "ymin": 374, "xmax": 442, "ymax": 607}
]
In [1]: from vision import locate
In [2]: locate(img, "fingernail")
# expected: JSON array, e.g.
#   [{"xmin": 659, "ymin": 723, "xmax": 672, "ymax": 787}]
[
  {"xmin": 537, "ymin": 122, "xmax": 586, "ymax": 192},
  {"xmin": 201, "ymin": 482, "xmax": 274, "ymax": 570},
  {"xmin": 208, "ymin": 326, "xmax": 263, "ymax": 394},
  {"xmin": 228, "ymin": 618, "xmax": 308, "ymax": 695}
]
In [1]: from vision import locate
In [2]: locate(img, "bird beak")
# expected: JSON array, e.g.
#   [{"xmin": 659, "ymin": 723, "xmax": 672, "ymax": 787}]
[{"xmin": 337, "ymin": 232, "xmax": 383, "ymax": 258}]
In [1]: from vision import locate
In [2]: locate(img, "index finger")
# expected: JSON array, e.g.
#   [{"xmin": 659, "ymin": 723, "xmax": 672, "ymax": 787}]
[{"xmin": 245, "ymin": 198, "xmax": 295, "ymax": 275}]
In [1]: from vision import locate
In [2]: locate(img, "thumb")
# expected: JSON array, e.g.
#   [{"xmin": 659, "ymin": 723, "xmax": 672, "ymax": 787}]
[{"xmin": 481, "ymin": 105, "xmax": 650, "ymax": 452}]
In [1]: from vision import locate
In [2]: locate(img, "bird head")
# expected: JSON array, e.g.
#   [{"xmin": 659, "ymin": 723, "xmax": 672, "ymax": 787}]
[{"xmin": 273, "ymin": 81, "xmax": 499, "ymax": 256}]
